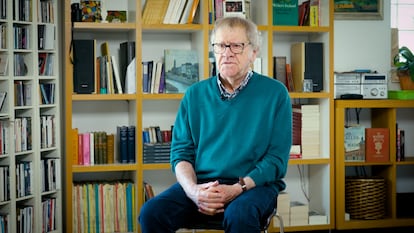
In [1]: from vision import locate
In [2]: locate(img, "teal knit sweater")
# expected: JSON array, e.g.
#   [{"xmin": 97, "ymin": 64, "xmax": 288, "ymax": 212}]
[{"xmin": 170, "ymin": 72, "xmax": 292, "ymax": 191}]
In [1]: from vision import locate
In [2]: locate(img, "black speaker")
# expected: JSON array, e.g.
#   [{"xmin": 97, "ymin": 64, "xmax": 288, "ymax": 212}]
[{"xmin": 73, "ymin": 39, "xmax": 95, "ymax": 94}]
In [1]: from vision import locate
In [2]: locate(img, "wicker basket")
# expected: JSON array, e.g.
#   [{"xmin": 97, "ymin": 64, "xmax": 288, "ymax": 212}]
[{"xmin": 345, "ymin": 177, "xmax": 386, "ymax": 220}]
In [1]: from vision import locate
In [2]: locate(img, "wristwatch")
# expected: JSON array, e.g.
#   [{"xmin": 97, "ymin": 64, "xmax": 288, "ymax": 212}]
[{"xmin": 238, "ymin": 177, "xmax": 247, "ymax": 192}]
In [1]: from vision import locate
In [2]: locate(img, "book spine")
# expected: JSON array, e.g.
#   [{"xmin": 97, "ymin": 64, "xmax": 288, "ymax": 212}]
[{"xmin": 127, "ymin": 126, "xmax": 135, "ymax": 163}]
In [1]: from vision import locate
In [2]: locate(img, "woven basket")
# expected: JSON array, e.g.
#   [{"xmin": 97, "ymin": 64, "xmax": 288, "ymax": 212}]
[{"xmin": 345, "ymin": 177, "xmax": 386, "ymax": 220}]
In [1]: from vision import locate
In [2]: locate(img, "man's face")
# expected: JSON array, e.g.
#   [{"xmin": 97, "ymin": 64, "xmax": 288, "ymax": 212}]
[{"xmin": 213, "ymin": 26, "xmax": 257, "ymax": 80}]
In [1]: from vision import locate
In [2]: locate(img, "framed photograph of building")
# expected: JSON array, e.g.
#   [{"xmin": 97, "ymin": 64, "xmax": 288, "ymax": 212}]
[{"xmin": 334, "ymin": 0, "xmax": 383, "ymax": 20}]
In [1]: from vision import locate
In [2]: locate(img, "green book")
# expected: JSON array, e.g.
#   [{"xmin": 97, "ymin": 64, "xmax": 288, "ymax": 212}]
[{"xmin": 272, "ymin": 0, "xmax": 298, "ymax": 26}]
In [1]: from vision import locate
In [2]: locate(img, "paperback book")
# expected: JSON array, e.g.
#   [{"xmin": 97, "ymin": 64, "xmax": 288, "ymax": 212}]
[
  {"xmin": 365, "ymin": 128, "xmax": 389, "ymax": 162},
  {"xmin": 164, "ymin": 49, "xmax": 199, "ymax": 93}
]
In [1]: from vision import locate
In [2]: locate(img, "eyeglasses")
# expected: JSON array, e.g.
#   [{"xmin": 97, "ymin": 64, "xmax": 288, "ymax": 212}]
[{"xmin": 212, "ymin": 42, "xmax": 251, "ymax": 54}]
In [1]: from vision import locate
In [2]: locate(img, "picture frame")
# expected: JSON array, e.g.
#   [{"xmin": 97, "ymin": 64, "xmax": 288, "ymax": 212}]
[
  {"xmin": 222, "ymin": 0, "xmax": 251, "ymax": 19},
  {"xmin": 334, "ymin": 0, "xmax": 383, "ymax": 20}
]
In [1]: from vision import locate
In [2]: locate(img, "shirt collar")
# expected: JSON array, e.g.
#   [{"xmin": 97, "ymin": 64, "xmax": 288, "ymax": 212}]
[{"xmin": 217, "ymin": 70, "xmax": 253, "ymax": 100}]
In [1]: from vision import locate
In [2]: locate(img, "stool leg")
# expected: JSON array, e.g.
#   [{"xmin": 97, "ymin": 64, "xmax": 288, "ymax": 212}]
[{"xmin": 274, "ymin": 213, "xmax": 284, "ymax": 233}]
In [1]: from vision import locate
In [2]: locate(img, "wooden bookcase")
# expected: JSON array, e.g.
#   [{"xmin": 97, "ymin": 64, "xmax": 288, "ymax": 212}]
[
  {"xmin": 0, "ymin": 0, "xmax": 62, "ymax": 232},
  {"xmin": 334, "ymin": 100, "xmax": 414, "ymax": 230},
  {"xmin": 63, "ymin": 0, "xmax": 334, "ymax": 232}
]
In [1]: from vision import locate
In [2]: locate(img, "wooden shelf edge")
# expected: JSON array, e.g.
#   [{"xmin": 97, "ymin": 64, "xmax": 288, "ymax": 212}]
[{"xmin": 72, "ymin": 164, "xmax": 138, "ymax": 172}]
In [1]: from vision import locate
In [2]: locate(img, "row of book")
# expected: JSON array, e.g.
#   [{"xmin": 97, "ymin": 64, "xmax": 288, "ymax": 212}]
[
  {"xmin": 40, "ymin": 158, "xmax": 61, "ymax": 193},
  {"xmin": 274, "ymin": 42, "xmax": 324, "ymax": 93},
  {"xmin": 14, "ymin": 81, "xmax": 31, "ymax": 107},
  {"xmin": 13, "ymin": 0, "xmax": 31, "ymax": 22},
  {"xmin": 42, "ymin": 198, "xmax": 57, "ymax": 233},
  {"xmin": 142, "ymin": 49, "xmax": 199, "ymax": 94},
  {"xmin": 292, "ymin": 104, "xmax": 320, "ymax": 159},
  {"xmin": 73, "ymin": 40, "xmax": 135, "ymax": 95},
  {"xmin": 344, "ymin": 126, "xmax": 391, "ymax": 162},
  {"xmin": 14, "ymin": 117, "xmax": 32, "ymax": 153},
  {"xmin": 142, "ymin": 0, "xmax": 200, "ymax": 24},
  {"xmin": 0, "ymin": 24, "xmax": 6, "ymax": 50},
  {"xmin": 39, "ymin": 83, "xmax": 56, "ymax": 105},
  {"xmin": 38, "ymin": 53, "xmax": 54, "ymax": 76},
  {"xmin": 143, "ymin": 126, "xmax": 172, "ymax": 144},
  {"xmin": 40, "ymin": 115, "xmax": 56, "ymax": 149},
  {"xmin": 72, "ymin": 126, "xmax": 136, "ymax": 166},
  {"xmin": 16, "ymin": 205, "xmax": 33, "ymax": 233},
  {"xmin": 13, "ymin": 25, "xmax": 29, "ymax": 50},
  {"xmin": 16, "ymin": 161, "xmax": 33, "ymax": 198},
  {"xmin": 0, "ymin": 120, "xmax": 7, "ymax": 155},
  {"xmin": 72, "ymin": 181, "xmax": 135, "ymax": 233},
  {"xmin": 0, "ymin": 213, "xmax": 8, "ymax": 233},
  {"xmin": 14, "ymin": 54, "xmax": 27, "ymax": 76},
  {"xmin": 37, "ymin": 0, "xmax": 55, "ymax": 24},
  {"xmin": 273, "ymin": 0, "xmax": 320, "ymax": 26},
  {"xmin": 72, "ymin": 129, "xmax": 115, "ymax": 166},
  {"xmin": 38, "ymin": 24, "xmax": 55, "ymax": 50},
  {"xmin": 0, "ymin": 166, "xmax": 9, "ymax": 202}
]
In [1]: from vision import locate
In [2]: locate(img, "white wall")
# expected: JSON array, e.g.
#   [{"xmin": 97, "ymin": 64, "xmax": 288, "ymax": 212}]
[{"xmin": 334, "ymin": 2, "xmax": 399, "ymax": 90}]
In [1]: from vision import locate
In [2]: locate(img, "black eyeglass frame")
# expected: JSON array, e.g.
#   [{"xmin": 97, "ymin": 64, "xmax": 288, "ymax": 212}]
[{"xmin": 211, "ymin": 42, "xmax": 251, "ymax": 54}]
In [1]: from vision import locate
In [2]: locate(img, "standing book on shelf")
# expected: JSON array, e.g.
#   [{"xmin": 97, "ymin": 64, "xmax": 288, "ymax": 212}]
[
  {"xmin": 344, "ymin": 126, "xmax": 365, "ymax": 162},
  {"xmin": 0, "ymin": 91, "xmax": 6, "ymax": 111},
  {"xmin": 365, "ymin": 128, "xmax": 390, "ymax": 162},
  {"xmin": 0, "ymin": 54, "xmax": 8, "ymax": 75},
  {"xmin": 272, "ymin": 0, "xmax": 298, "ymax": 26},
  {"xmin": 164, "ymin": 49, "xmax": 199, "ymax": 93}
]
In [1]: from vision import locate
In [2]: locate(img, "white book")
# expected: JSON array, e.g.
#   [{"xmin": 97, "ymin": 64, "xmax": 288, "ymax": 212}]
[
  {"xmin": 163, "ymin": 0, "xmax": 178, "ymax": 24},
  {"xmin": 171, "ymin": 0, "xmax": 187, "ymax": 24},
  {"xmin": 111, "ymin": 55, "xmax": 123, "ymax": 94},
  {"xmin": 89, "ymin": 133, "xmax": 94, "ymax": 165},
  {"xmin": 179, "ymin": 0, "xmax": 194, "ymax": 24}
]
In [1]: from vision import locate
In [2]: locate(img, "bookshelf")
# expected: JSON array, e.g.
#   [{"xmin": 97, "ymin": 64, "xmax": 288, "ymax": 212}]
[
  {"xmin": 0, "ymin": 0, "xmax": 62, "ymax": 232},
  {"xmin": 63, "ymin": 0, "xmax": 334, "ymax": 232},
  {"xmin": 334, "ymin": 100, "xmax": 414, "ymax": 230}
]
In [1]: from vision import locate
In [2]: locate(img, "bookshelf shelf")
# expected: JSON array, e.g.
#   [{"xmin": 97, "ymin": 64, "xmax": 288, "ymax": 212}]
[
  {"xmin": 72, "ymin": 94, "xmax": 137, "ymax": 101},
  {"xmin": 72, "ymin": 164, "xmax": 138, "ymax": 173},
  {"xmin": 74, "ymin": 22, "xmax": 136, "ymax": 30},
  {"xmin": 289, "ymin": 158, "xmax": 331, "ymax": 165}
]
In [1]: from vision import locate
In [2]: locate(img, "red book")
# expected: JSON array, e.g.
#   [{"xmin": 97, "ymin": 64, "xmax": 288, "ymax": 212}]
[{"xmin": 365, "ymin": 128, "xmax": 390, "ymax": 162}]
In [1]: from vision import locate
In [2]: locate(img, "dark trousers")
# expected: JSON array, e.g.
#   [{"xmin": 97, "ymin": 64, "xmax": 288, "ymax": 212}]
[{"xmin": 139, "ymin": 182, "xmax": 278, "ymax": 233}]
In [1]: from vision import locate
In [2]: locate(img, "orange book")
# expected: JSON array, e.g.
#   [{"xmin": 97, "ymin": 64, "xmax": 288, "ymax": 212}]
[
  {"xmin": 72, "ymin": 128, "xmax": 79, "ymax": 165},
  {"xmin": 365, "ymin": 128, "xmax": 390, "ymax": 162}
]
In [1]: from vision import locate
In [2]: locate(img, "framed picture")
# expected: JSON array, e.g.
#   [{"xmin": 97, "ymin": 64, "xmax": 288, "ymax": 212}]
[
  {"xmin": 334, "ymin": 0, "xmax": 383, "ymax": 20},
  {"xmin": 222, "ymin": 0, "xmax": 251, "ymax": 19}
]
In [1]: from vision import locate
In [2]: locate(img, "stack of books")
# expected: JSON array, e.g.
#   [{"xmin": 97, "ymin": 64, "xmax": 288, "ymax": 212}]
[
  {"xmin": 143, "ymin": 143, "xmax": 171, "ymax": 164},
  {"xmin": 274, "ymin": 192, "xmax": 290, "ymax": 227},
  {"xmin": 290, "ymin": 201, "xmax": 309, "ymax": 226},
  {"xmin": 292, "ymin": 104, "xmax": 320, "ymax": 158}
]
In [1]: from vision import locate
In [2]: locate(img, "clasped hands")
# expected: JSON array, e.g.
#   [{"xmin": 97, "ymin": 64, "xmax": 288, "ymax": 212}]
[{"xmin": 189, "ymin": 180, "xmax": 243, "ymax": 216}]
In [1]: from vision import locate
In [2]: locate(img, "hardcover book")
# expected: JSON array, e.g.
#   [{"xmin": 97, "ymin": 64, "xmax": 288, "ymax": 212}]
[
  {"xmin": 365, "ymin": 128, "xmax": 390, "ymax": 162},
  {"xmin": 164, "ymin": 49, "xmax": 199, "ymax": 93},
  {"xmin": 272, "ymin": 0, "xmax": 298, "ymax": 26},
  {"xmin": 344, "ymin": 126, "xmax": 365, "ymax": 162}
]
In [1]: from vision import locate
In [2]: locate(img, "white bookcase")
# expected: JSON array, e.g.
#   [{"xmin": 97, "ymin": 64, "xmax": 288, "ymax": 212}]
[{"xmin": 0, "ymin": 0, "xmax": 62, "ymax": 232}]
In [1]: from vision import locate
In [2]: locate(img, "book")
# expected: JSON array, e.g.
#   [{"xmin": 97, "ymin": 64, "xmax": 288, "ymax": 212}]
[
  {"xmin": 127, "ymin": 126, "xmax": 135, "ymax": 163},
  {"xmin": 298, "ymin": 0, "xmax": 310, "ymax": 26},
  {"xmin": 0, "ymin": 53, "xmax": 8, "ymax": 75},
  {"xmin": 180, "ymin": 0, "xmax": 195, "ymax": 24},
  {"xmin": 285, "ymin": 63, "xmax": 294, "ymax": 91},
  {"xmin": 117, "ymin": 126, "xmax": 128, "ymax": 163},
  {"xmin": 291, "ymin": 42, "xmax": 324, "ymax": 92},
  {"xmin": 272, "ymin": 0, "xmax": 298, "ymax": 26},
  {"xmin": 164, "ymin": 49, "xmax": 199, "ymax": 93},
  {"xmin": 365, "ymin": 128, "xmax": 390, "ymax": 162},
  {"xmin": 273, "ymin": 56, "xmax": 287, "ymax": 87},
  {"xmin": 142, "ymin": 0, "xmax": 171, "ymax": 24},
  {"xmin": 111, "ymin": 55, "xmax": 123, "ymax": 94},
  {"xmin": 0, "ymin": 91, "xmax": 6, "ymax": 111},
  {"xmin": 309, "ymin": 0, "xmax": 319, "ymax": 27},
  {"xmin": 119, "ymin": 41, "xmax": 135, "ymax": 91},
  {"xmin": 38, "ymin": 24, "xmax": 55, "ymax": 50},
  {"xmin": 187, "ymin": 0, "xmax": 200, "ymax": 23},
  {"xmin": 344, "ymin": 126, "xmax": 365, "ymax": 162}
]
